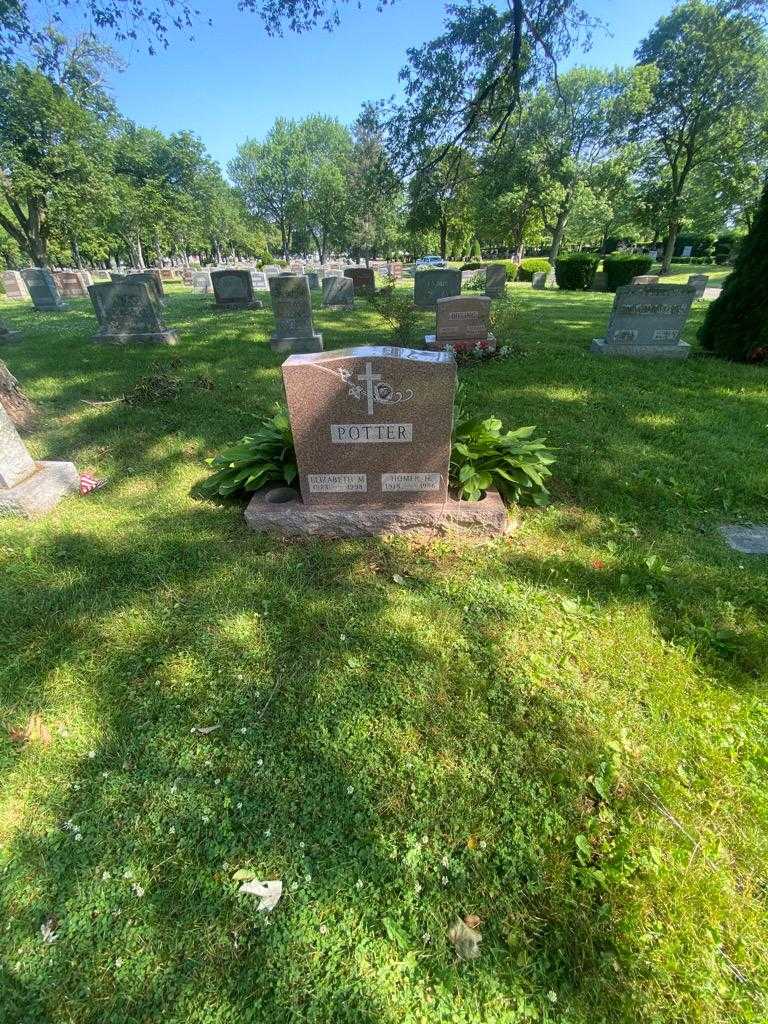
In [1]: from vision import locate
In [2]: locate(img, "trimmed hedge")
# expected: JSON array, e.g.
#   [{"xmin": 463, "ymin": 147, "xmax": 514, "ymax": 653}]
[
  {"xmin": 554, "ymin": 253, "xmax": 599, "ymax": 291},
  {"xmin": 517, "ymin": 258, "xmax": 552, "ymax": 282},
  {"xmin": 603, "ymin": 254, "xmax": 653, "ymax": 292},
  {"xmin": 699, "ymin": 179, "xmax": 768, "ymax": 363}
]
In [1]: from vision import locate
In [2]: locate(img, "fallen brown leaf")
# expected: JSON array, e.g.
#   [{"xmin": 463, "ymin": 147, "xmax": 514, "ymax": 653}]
[{"xmin": 464, "ymin": 914, "xmax": 482, "ymax": 929}]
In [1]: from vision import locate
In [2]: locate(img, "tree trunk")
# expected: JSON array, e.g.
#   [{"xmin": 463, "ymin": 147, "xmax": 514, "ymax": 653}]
[
  {"xmin": 439, "ymin": 218, "xmax": 448, "ymax": 260},
  {"xmin": 70, "ymin": 235, "xmax": 83, "ymax": 269},
  {"xmin": 548, "ymin": 205, "xmax": 569, "ymax": 262},
  {"xmin": 27, "ymin": 196, "xmax": 48, "ymax": 267},
  {"xmin": 660, "ymin": 222, "xmax": 678, "ymax": 275},
  {"xmin": 0, "ymin": 360, "xmax": 37, "ymax": 432}
]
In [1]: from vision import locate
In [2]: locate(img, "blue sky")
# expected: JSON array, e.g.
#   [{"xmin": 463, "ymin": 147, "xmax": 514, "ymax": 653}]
[{"xmin": 96, "ymin": 0, "xmax": 674, "ymax": 171}]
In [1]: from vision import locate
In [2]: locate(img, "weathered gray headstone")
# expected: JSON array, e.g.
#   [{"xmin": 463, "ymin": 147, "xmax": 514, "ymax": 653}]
[
  {"xmin": 388, "ymin": 262, "xmax": 403, "ymax": 280},
  {"xmin": 426, "ymin": 296, "xmax": 495, "ymax": 352},
  {"xmin": 0, "ymin": 320, "xmax": 21, "ymax": 344},
  {"xmin": 0, "ymin": 402, "xmax": 78, "ymax": 517},
  {"xmin": 344, "ymin": 267, "xmax": 376, "ymax": 296},
  {"xmin": 413, "ymin": 268, "xmax": 462, "ymax": 310},
  {"xmin": 2, "ymin": 271, "xmax": 29, "ymax": 301},
  {"xmin": 268, "ymin": 275, "xmax": 322, "ymax": 353},
  {"xmin": 21, "ymin": 269, "xmax": 68, "ymax": 311},
  {"xmin": 263, "ymin": 265, "xmax": 281, "ymax": 277},
  {"xmin": 591, "ymin": 284, "xmax": 695, "ymax": 359},
  {"xmin": 484, "ymin": 264, "xmax": 507, "ymax": 299},
  {"xmin": 680, "ymin": 245, "xmax": 693, "ymax": 258},
  {"xmin": 322, "ymin": 276, "xmax": 354, "ymax": 308},
  {"xmin": 52, "ymin": 270, "xmax": 89, "ymax": 298},
  {"xmin": 687, "ymin": 274, "xmax": 709, "ymax": 298},
  {"xmin": 250, "ymin": 270, "xmax": 268, "ymax": 291},
  {"xmin": 90, "ymin": 280, "xmax": 177, "ymax": 345},
  {"xmin": 306, "ymin": 271, "xmax": 321, "ymax": 290},
  {"xmin": 211, "ymin": 269, "xmax": 262, "ymax": 309},
  {"xmin": 591, "ymin": 271, "xmax": 608, "ymax": 292},
  {"xmin": 191, "ymin": 271, "xmax": 212, "ymax": 293},
  {"xmin": 531, "ymin": 271, "xmax": 555, "ymax": 290},
  {"xmin": 128, "ymin": 271, "xmax": 165, "ymax": 305}
]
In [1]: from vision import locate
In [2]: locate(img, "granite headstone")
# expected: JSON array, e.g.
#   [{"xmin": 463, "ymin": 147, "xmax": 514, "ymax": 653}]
[
  {"xmin": 484, "ymin": 264, "xmax": 507, "ymax": 299},
  {"xmin": 2, "ymin": 271, "xmax": 29, "ymax": 301},
  {"xmin": 591, "ymin": 284, "xmax": 695, "ymax": 359},
  {"xmin": 21, "ymin": 269, "xmax": 68, "ymax": 311},
  {"xmin": 0, "ymin": 401, "xmax": 78, "ymax": 516},
  {"xmin": 211, "ymin": 269, "xmax": 262, "ymax": 309},
  {"xmin": 268, "ymin": 275, "xmax": 322, "ymax": 353},
  {"xmin": 90, "ymin": 280, "xmax": 177, "ymax": 345},
  {"xmin": 344, "ymin": 267, "xmax": 376, "ymax": 297},
  {"xmin": 413, "ymin": 268, "xmax": 462, "ymax": 310},
  {"xmin": 322, "ymin": 276, "xmax": 354, "ymax": 309},
  {"xmin": 425, "ymin": 296, "xmax": 495, "ymax": 352}
]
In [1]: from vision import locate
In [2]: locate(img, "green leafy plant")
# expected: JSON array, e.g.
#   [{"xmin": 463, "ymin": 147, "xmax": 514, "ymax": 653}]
[
  {"xmin": 450, "ymin": 414, "xmax": 556, "ymax": 505},
  {"xmin": 517, "ymin": 258, "xmax": 551, "ymax": 282},
  {"xmin": 194, "ymin": 407, "xmax": 296, "ymax": 499},
  {"xmin": 370, "ymin": 285, "xmax": 420, "ymax": 345}
]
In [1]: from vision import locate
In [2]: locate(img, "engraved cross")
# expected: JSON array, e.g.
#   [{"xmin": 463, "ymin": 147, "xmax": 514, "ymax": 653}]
[{"xmin": 356, "ymin": 361, "xmax": 381, "ymax": 416}]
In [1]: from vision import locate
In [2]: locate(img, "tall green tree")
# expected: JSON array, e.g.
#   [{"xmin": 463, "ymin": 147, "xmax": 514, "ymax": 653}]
[
  {"xmin": 407, "ymin": 148, "xmax": 475, "ymax": 259},
  {"xmin": 229, "ymin": 119, "xmax": 308, "ymax": 259},
  {"xmin": 295, "ymin": 116, "xmax": 352, "ymax": 262},
  {"xmin": 348, "ymin": 103, "xmax": 405, "ymax": 262},
  {"xmin": 633, "ymin": 0, "xmax": 768, "ymax": 273}
]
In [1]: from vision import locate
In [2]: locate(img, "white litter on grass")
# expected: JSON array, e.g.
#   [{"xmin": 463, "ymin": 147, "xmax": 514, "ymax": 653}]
[
  {"xmin": 238, "ymin": 879, "xmax": 283, "ymax": 912},
  {"xmin": 190, "ymin": 725, "xmax": 220, "ymax": 735}
]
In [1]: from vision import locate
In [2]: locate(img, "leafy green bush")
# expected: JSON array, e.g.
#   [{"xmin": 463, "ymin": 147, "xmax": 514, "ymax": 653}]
[
  {"xmin": 369, "ymin": 285, "xmax": 420, "ymax": 345},
  {"xmin": 554, "ymin": 253, "xmax": 599, "ymax": 290},
  {"xmin": 699, "ymin": 179, "xmax": 768, "ymax": 363},
  {"xmin": 470, "ymin": 238, "xmax": 482, "ymax": 260},
  {"xmin": 494, "ymin": 259, "xmax": 518, "ymax": 282},
  {"xmin": 194, "ymin": 408, "xmax": 297, "ymax": 499},
  {"xmin": 488, "ymin": 293, "xmax": 522, "ymax": 346},
  {"xmin": 451, "ymin": 415, "xmax": 556, "ymax": 505},
  {"xmin": 517, "ymin": 258, "xmax": 552, "ymax": 282},
  {"xmin": 460, "ymin": 262, "xmax": 485, "ymax": 271},
  {"xmin": 603, "ymin": 254, "xmax": 653, "ymax": 291}
]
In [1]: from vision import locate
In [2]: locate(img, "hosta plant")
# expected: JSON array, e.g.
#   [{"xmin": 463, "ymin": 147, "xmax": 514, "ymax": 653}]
[
  {"xmin": 195, "ymin": 407, "xmax": 296, "ymax": 499},
  {"xmin": 450, "ymin": 415, "xmax": 556, "ymax": 505}
]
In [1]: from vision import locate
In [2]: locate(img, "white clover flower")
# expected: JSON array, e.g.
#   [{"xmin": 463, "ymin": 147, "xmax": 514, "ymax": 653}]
[
  {"xmin": 479, "ymin": 840, "xmax": 487, "ymax": 850},
  {"xmin": 441, "ymin": 855, "xmax": 450, "ymax": 868},
  {"xmin": 202, "ymin": 815, "xmax": 210, "ymax": 824},
  {"xmin": 214, "ymin": 779, "xmax": 220, "ymax": 786},
  {"xmin": 305, "ymin": 874, "xmax": 312, "ymax": 883},
  {"xmin": 414, "ymin": 882, "xmax": 422, "ymax": 894},
  {"xmin": 339, "ymin": 634, "xmax": 346, "ymax": 641},
  {"xmin": 257, "ymin": 759, "xmax": 263, "ymax": 767},
  {"xmin": 421, "ymin": 835, "xmax": 429, "ymax": 845},
  {"xmin": 102, "ymin": 871, "xmax": 111, "ymax": 881},
  {"xmin": 346, "ymin": 786, "xmax": 354, "ymax": 795},
  {"xmin": 88, "ymin": 750, "xmax": 96, "ymax": 759},
  {"xmin": 240, "ymin": 727, "xmax": 247, "ymax": 734},
  {"xmin": 115, "ymin": 957, "xmax": 123, "ymax": 968},
  {"xmin": 356, "ymin": 879, "xmax": 363, "ymax": 890},
  {"xmin": 132, "ymin": 883, "xmax": 145, "ymax": 898},
  {"xmin": 319, "ymin": 925, "xmax": 328, "ymax": 935},
  {"xmin": 422, "ymin": 931, "xmax": 431, "ymax": 944},
  {"xmin": 74, "ymin": 833, "xmax": 82, "ymax": 841},
  {"xmin": 441, "ymin": 875, "xmax": 448, "ymax": 886},
  {"xmin": 168, "ymin": 826, "xmax": 176, "ymax": 835},
  {"xmin": 299, "ymin": 842, "xmax": 305, "ymax": 849}
]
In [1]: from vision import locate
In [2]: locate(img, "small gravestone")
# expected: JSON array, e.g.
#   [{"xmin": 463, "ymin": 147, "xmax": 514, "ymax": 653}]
[
  {"xmin": 322, "ymin": 276, "xmax": 354, "ymax": 309},
  {"xmin": 426, "ymin": 296, "xmax": 495, "ymax": 352},
  {"xmin": 268, "ymin": 275, "xmax": 322, "ymax": 353},
  {"xmin": 591, "ymin": 284, "xmax": 695, "ymax": 359},
  {"xmin": 632, "ymin": 275, "xmax": 660, "ymax": 286},
  {"xmin": 413, "ymin": 268, "xmax": 462, "ymax": 310},
  {"xmin": 531, "ymin": 271, "xmax": 555, "ymax": 290},
  {"xmin": 21, "ymin": 269, "xmax": 68, "ymax": 311},
  {"xmin": 719, "ymin": 525, "xmax": 768, "ymax": 555},
  {"xmin": 52, "ymin": 271, "xmax": 88, "ymax": 298},
  {"xmin": 484, "ymin": 264, "xmax": 507, "ymax": 299},
  {"xmin": 687, "ymin": 274, "xmax": 709, "ymax": 298},
  {"xmin": 90, "ymin": 280, "xmax": 177, "ymax": 345},
  {"xmin": 324, "ymin": 268, "xmax": 342, "ymax": 278},
  {"xmin": 388, "ymin": 262, "xmax": 403, "ymax": 280},
  {"xmin": 0, "ymin": 401, "xmax": 78, "ymax": 516},
  {"xmin": 2, "ymin": 271, "xmax": 29, "ymax": 301},
  {"xmin": 192, "ymin": 272, "xmax": 212, "ymax": 293},
  {"xmin": 211, "ymin": 269, "xmax": 262, "ymax": 310},
  {"xmin": 251, "ymin": 270, "xmax": 268, "ymax": 291},
  {"xmin": 591, "ymin": 271, "xmax": 608, "ymax": 292},
  {"xmin": 306, "ymin": 271, "xmax": 321, "ymax": 290},
  {"xmin": 680, "ymin": 245, "xmax": 693, "ymax": 258},
  {"xmin": 0, "ymin": 320, "xmax": 21, "ymax": 344},
  {"xmin": 344, "ymin": 267, "xmax": 376, "ymax": 297},
  {"xmin": 244, "ymin": 346, "xmax": 505, "ymax": 537},
  {"xmin": 263, "ymin": 265, "xmax": 281, "ymax": 277}
]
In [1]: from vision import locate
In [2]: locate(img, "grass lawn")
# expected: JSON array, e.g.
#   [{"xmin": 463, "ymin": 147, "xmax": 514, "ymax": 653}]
[
  {"xmin": 0, "ymin": 282, "xmax": 766, "ymax": 1024},
  {"xmin": 662, "ymin": 262, "xmax": 732, "ymax": 287}
]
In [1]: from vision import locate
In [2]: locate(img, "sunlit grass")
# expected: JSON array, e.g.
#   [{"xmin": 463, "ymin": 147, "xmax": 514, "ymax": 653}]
[{"xmin": 0, "ymin": 283, "xmax": 766, "ymax": 1024}]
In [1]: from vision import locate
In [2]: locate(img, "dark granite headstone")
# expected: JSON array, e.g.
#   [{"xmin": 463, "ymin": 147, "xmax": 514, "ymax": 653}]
[
  {"xmin": 21, "ymin": 269, "xmax": 68, "ymax": 311},
  {"xmin": 413, "ymin": 268, "xmax": 461, "ymax": 310},
  {"xmin": 484, "ymin": 264, "xmax": 507, "ymax": 299},
  {"xmin": 344, "ymin": 267, "xmax": 376, "ymax": 296},
  {"xmin": 211, "ymin": 269, "xmax": 262, "ymax": 309}
]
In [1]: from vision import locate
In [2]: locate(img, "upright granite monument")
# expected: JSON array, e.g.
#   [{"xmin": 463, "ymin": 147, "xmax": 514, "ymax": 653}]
[
  {"xmin": 322, "ymin": 276, "xmax": 354, "ymax": 309},
  {"xmin": 244, "ymin": 346, "xmax": 505, "ymax": 537},
  {"xmin": 0, "ymin": 401, "xmax": 78, "ymax": 516},
  {"xmin": 413, "ymin": 268, "xmax": 462, "ymax": 310},
  {"xmin": 425, "ymin": 296, "xmax": 495, "ymax": 352},
  {"xmin": 3, "ymin": 271, "xmax": 30, "ymax": 301},
  {"xmin": 192, "ymin": 271, "xmax": 212, "ymax": 293},
  {"xmin": 89, "ymin": 280, "xmax": 177, "ymax": 345},
  {"xmin": 344, "ymin": 267, "xmax": 376, "ymax": 296},
  {"xmin": 52, "ymin": 271, "xmax": 89, "ymax": 298},
  {"xmin": 484, "ymin": 264, "xmax": 507, "ymax": 299},
  {"xmin": 211, "ymin": 269, "xmax": 262, "ymax": 309},
  {"xmin": 21, "ymin": 269, "xmax": 68, "ymax": 311},
  {"xmin": 591, "ymin": 283, "xmax": 696, "ymax": 359},
  {"xmin": 687, "ymin": 274, "xmax": 709, "ymax": 298},
  {"xmin": 268, "ymin": 275, "xmax": 322, "ymax": 353}
]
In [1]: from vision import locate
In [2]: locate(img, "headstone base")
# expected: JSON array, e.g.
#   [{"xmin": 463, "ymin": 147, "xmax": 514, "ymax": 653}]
[
  {"xmin": 34, "ymin": 301, "xmax": 69, "ymax": 312},
  {"xmin": 212, "ymin": 300, "xmax": 263, "ymax": 310},
  {"xmin": 425, "ymin": 333, "xmax": 496, "ymax": 353},
  {"xmin": 0, "ymin": 461, "xmax": 79, "ymax": 517},
  {"xmin": 93, "ymin": 329, "xmax": 178, "ymax": 346},
  {"xmin": 590, "ymin": 338, "xmax": 690, "ymax": 360},
  {"xmin": 0, "ymin": 330, "xmax": 22, "ymax": 344},
  {"xmin": 244, "ymin": 486, "xmax": 508, "ymax": 539},
  {"xmin": 268, "ymin": 333, "xmax": 323, "ymax": 354}
]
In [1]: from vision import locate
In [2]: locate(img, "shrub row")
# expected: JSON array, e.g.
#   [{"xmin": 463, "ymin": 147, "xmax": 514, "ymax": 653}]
[
  {"xmin": 603, "ymin": 254, "xmax": 653, "ymax": 291},
  {"xmin": 554, "ymin": 253, "xmax": 599, "ymax": 290}
]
